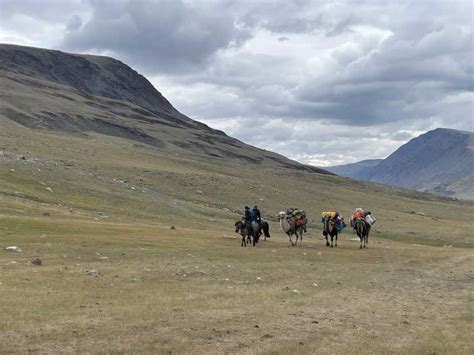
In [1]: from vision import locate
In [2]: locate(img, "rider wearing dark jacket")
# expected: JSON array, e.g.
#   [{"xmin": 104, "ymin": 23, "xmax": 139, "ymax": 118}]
[
  {"xmin": 252, "ymin": 206, "xmax": 261, "ymax": 223},
  {"xmin": 244, "ymin": 206, "xmax": 254, "ymax": 223}
]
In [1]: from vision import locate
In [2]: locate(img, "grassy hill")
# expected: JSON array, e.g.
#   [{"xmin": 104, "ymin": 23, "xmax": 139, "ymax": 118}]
[
  {"xmin": 0, "ymin": 44, "xmax": 473, "ymax": 354},
  {"xmin": 0, "ymin": 43, "xmax": 327, "ymax": 174}
]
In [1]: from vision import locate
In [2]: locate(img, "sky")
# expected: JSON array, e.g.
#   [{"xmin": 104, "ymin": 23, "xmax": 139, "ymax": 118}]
[{"xmin": 1, "ymin": 0, "xmax": 472, "ymax": 166}]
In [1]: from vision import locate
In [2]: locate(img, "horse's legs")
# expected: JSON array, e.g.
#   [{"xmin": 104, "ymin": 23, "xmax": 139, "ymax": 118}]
[
  {"xmin": 330, "ymin": 235, "xmax": 334, "ymax": 247},
  {"xmin": 326, "ymin": 235, "xmax": 329, "ymax": 247},
  {"xmin": 335, "ymin": 233, "xmax": 338, "ymax": 247}
]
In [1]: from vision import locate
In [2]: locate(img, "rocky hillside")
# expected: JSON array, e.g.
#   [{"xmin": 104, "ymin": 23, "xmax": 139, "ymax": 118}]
[
  {"xmin": 0, "ymin": 44, "xmax": 328, "ymax": 174},
  {"xmin": 328, "ymin": 128, "xmax": 474, "ymax": 200}
]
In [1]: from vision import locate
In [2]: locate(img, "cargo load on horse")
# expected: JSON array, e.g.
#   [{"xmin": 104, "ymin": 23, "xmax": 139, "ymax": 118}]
[
  {"xmin": 286, "ymin": 208, "xmax": 308, "ymax": 226},
  {"xmin": 350, "ymin": 208, "xmax": 376, "ymax": 227}
]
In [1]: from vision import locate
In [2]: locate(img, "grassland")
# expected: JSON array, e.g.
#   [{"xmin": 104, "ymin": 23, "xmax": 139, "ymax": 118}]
[{"xmin": 1, "ymin": 119, "xmax": 473, "ymax": 354}]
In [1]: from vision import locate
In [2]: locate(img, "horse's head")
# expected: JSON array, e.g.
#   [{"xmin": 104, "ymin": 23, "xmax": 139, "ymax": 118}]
[
  {"xmin": 278, "ymin": 211, "xmax": 286, "ymax": 220},
  {"xmin": 235, "ymin": 220, "xmax": 245, "ymax": 233}
]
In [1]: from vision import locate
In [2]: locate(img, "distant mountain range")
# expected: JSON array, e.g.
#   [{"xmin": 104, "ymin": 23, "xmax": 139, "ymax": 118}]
[
  {"xmin": 327, "ymin": 159, "xmax": 382, "ymax": 180},
  {"xmin": 327, "ymin": 128, "xmax": 474, "ymax": 200}
]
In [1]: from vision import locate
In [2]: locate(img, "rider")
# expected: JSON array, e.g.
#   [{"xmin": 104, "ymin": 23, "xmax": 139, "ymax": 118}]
[
  {"xmin": 244, "ymin": 206, "xmax": 254, "ymax": 224},
  {"xmin": 252, "ymin": 205, "xmax": 261, "ymax": 223}
]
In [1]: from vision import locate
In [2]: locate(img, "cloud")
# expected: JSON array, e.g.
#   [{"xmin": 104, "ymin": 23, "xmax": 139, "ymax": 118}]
[
  {"xmin": 0, "ymin": 0, "xmax": 472, "ymax": 165},
  {"xmin": 62, "ymin": 0, "xmax": 252, "ymax": 74},
  {"xmin": 0, "ymin": 0, "xmax": 89, "ymax": 47}
]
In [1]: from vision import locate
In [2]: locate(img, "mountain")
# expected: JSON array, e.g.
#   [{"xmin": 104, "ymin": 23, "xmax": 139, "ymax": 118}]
[
  {"xmin": 328, "ymin": 128, "xmax": 474, "ymax": 200},
  {"xmin": 0, "ymin": 43, "xmax": 328, "ymax": 174},
  {"xmin": 326, "ymin": 159, "xmax": 382, "ymax": 179}
]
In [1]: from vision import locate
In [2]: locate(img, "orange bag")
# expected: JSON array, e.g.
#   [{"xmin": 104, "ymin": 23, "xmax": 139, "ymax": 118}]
[{"xmin": 351, "ymin": 211, "xmax": 365, "ymax": 220}]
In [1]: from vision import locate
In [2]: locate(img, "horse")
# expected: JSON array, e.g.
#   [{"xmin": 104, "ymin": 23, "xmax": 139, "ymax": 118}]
[
  {"xmin": 322, "ymin": 216, "xmax": 338, "ymax": 247},
  {"xmin": 235, "ymin": 220, "xmax": 250, "ymax": 247},
  {"xmin": 260, "ymin": 220, "xmax": 271, "ymax": 241},
  {"xmin": 354, "ymin": 218, "xmax": 370, "ymax": 249},
  {"xmin": 278, "ymin": 212, "xmax": 305, "ymax": 247},
  {"xmin": 235, "ymin": 220, "xmax": 261, "ymax": 247},
  {"xmin": 248, "ymin": 221, "xmax": 261, "ymax": 246}
]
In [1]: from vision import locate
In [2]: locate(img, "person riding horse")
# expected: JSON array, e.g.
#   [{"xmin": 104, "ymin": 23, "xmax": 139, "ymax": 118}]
[
  {"xmin": 244, "ymin": 206, "xmax": 254, "ymax": 224},
  {"xmin": 252, "ymin": 205, "xmax": 261, "ymax": 223},
  {"xmin": 242, "ymin": 205, "xmax": 269, "ymax": 241}
]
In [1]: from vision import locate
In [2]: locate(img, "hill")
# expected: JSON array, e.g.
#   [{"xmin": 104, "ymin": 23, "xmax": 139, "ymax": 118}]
[
  {"xmin": 326, "ymin": 159, "xmax": 382, "ymax": 179},
  {"xmin": 0, "ymin": 43, "xmax": 327, "ymax": 173},
  {"xmin": 1, "ymin": 44, "xmax": 473, "ymax": 354},
  {"xmin": 327, "ymin": 129, "xmax": 474, "ymax": 200}
]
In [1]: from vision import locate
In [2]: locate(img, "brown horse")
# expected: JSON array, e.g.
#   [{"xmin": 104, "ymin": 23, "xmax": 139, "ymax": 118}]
[
  {"xmin": 322, "ymin": 216, "xmax": 338, "ymax": 247},
  {"xmin": 354, "ymin": 218, "xmax": 370, "ymax": 249}
]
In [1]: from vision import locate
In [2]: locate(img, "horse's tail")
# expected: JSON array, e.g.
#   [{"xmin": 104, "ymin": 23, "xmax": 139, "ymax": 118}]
[{"xmin": 262, "ymin": 221, "xmax": 270, "ymax": 238}]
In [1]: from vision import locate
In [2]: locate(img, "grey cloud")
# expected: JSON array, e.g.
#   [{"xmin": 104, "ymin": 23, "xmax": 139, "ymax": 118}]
[
  {"xmin": 0, "ymin": 0, "xmax": 86, "ymax": 23},
  {"xmin": 0, "ymin": 0, "xmax": 89, "ymax": 46},
  {"xmin": 292, "ymin": 26, "xmax": 472, "ymax": 125},
  {"xmin": 62, "ymin": 0, "xmax": 252, "ymax": 74},
  {"xmin": 153, "ymin": 1, "xmax": 472, "ymax": 129}
]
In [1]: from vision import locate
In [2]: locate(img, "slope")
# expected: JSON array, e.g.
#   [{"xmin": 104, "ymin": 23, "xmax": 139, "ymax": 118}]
[
  {"xmin": 326, "ymin": 159, "xmax": 382, "ymax": 179},
  {"xmin": 0, "ymin": 43, "xmax": 327, "ymax": 173},
  {"xmin": 368, "ymin": 128, "xmax": 474, "ymax": 199}
]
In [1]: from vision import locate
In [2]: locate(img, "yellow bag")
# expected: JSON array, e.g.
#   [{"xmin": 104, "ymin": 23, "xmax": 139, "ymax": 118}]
[{"xmin": 321, "ymin": 211, "xmax": 336, "ymax": 219}]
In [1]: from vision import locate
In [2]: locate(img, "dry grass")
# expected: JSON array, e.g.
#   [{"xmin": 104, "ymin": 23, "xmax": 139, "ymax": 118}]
[
  {"xmin": 0, "ymin": 120, "xmax": 473, "ymax": 353},
  {"xmin": 1, "ymin": 218, "xmax": 472, "ymax": 354}
]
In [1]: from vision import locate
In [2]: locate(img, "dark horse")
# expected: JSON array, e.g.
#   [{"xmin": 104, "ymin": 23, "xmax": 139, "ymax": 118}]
[
  {"xmin": 235, "ymin": 220, "xmax": 270, "ymax": 246},
  {"xmin": 354, "ymin": 218, "xmax": 370, "ymax": 249},
  {"xmin": 260, "ymin": 220, "xmax": 271, "ymax": 241},
  {"xmin": 235, "ymin": 220, "xmax": 251, "ymax": 246},
  {"xmin": 322, "ymin": 216, "xmax": 338, "ymax": 247}
]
